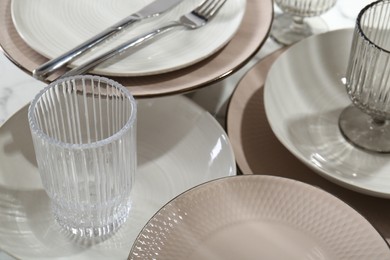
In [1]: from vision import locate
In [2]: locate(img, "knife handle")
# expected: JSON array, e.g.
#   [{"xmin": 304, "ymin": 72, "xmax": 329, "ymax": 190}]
[
  {"xmin": 59, "ymin": 22, "xmax": 181, "ymax": 79},
  {"xmin": 32, "ymin": 14, "xmax": 141, "ymax": 81}
]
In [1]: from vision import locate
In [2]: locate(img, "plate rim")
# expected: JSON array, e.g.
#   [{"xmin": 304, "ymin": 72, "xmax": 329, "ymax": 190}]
[{"xmin": 226, "ymin": 47, "xmax": 287, "ymax": 175}]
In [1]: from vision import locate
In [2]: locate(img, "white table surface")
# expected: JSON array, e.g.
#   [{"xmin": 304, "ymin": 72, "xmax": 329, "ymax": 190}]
[{"xmin": 0, "ymin": 0, "xmax": 374, "ymax": 259}]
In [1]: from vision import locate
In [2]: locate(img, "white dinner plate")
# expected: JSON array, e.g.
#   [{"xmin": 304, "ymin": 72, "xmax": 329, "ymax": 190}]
[
  {"xmin": 264, "ymin": 28, "xmax": 390, "ymax": 198},
  {"xmin": 11, "ymin": 0, "xmax": 245, "ymax": 76},
  {"xmin": 129, "ymin": 175, "xmax": 390, "ymax": 259},
  {"xmin": 0, "ymin": 95, "xmax": 236, "ymax": 259}
]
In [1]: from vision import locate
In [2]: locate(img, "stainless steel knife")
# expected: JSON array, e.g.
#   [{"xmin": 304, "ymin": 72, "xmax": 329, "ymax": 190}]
[{"xmin": 32, "ymin": 0, "xmax": 183, "ymax": 80}]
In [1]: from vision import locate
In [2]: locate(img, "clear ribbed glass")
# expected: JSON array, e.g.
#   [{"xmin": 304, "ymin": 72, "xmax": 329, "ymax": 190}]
[
  {"xmin": 339, "ymin": 0, "xmax": 390, "ymax": 153},
  {"xmin": 275, "ymin": 0, "xmax": 337, "ymax": 16},
  {"xmin": 28, "ymin": 75, "xmax": 137, "ymax": 237},
  {"xmin": 271, "ymin": 0, "xmax": 337, "ymax": 45}
]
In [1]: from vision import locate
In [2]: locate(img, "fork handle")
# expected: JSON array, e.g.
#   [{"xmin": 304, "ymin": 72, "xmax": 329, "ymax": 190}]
[
  {"xmin": 32, "ymin": 14, "xmax": 142, "ymax": 81},
  {"xmin": 59, "ymin": 22, "xmax": 182, "ymax": 79}
]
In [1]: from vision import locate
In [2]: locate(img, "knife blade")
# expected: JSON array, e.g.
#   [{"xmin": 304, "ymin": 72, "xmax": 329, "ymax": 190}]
[{"xmin": 32, "ymin": 0, "xmax": 183, "ymax": 80}]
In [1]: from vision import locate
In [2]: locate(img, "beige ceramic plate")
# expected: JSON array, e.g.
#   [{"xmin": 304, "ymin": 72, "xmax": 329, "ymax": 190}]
[
  {"xmin": 11, "ymin": 0, "xmax": 245, "ymax": 76},
  {"xmin": 0, "ymin": 0, "xmax": 272, "ymax": 97},
  {"xmin": 0, "ymin": 95, "xmax": 235, "ymax": 259},
  {"xmin": 226, "ymin": 48, "xmax": 390, "ymax": 245},
  {"xmin": 129, "ymin": 175, "xmax": 390, "ymax": 260}
]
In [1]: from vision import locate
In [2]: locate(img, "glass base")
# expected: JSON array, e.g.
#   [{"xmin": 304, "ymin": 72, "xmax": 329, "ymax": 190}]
[
  {"xmin": 339, "ymin": 105, "xmax": 390, "ymax": 153},
  {"xmin": 270, "ymin": 13, "xmax": 328, "ymax": 45},
  {"xmin": 53, "ymin": 202, "xmax": 131, "ymax": 238}
]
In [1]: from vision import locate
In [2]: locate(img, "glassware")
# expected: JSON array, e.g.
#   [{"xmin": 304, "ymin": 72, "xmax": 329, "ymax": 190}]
[
  {"xmin": 271, "ymin": 0, "xmax": 337, "ymax": 45},
  {"xmin": 28, "ymin": 75, "xmax": 137, "ymax": 238},
  {"xmin": 339, "ymin": 0, "xmax": 390, "ymax": 153}
]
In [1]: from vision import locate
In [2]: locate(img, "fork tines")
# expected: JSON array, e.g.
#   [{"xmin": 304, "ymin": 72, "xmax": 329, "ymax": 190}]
[{"xmin": 195, "ymin": 0, "xmax": 227, "ymax": 19}]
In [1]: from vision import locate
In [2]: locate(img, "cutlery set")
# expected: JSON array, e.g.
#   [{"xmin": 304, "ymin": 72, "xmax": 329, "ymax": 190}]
[
  {"xmin": 33, "ymin": 0, "xmax": 227, "ymax": 81},
  {"xmin": 3, "ymin": 0, "xmax": 253, "ymax": 97}
]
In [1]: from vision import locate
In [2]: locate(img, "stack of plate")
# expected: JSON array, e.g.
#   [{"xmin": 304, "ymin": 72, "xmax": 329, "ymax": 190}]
[
  {"xmin": 226, "ymin": 28, "xmax": 390, "ymax": 260},
  {"xmin": 0, "ymin": 0, "xmax": 273, "ymax": 97}
]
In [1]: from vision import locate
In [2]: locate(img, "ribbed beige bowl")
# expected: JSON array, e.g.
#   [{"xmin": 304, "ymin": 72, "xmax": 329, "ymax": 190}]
[{"xmin": 129, "ymin": 175, "xmax": 390, "ymax": 260}]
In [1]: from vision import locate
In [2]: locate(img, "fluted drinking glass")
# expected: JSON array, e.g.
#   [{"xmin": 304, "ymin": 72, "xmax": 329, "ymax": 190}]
[
  {"xmin": 339, "ymin": 0, "xmax": 390, "ymax": 153},
  {"xmin": 271, "ymin": 0, "xmax": 337, "ymax": 45},
  {"xmin": 28, "ymin": 75, "xmax": 137, "ymax": 237}
]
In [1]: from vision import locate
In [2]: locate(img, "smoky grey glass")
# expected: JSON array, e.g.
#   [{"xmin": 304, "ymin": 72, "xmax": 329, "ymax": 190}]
[
  {"xmin": 28, "ymin": 75, "xmax": 137, "ymax": 237},
  {"xmin": 339, "ymin": 0, "xmax": 390, "ymax": 153},
  {"xmin": 271, "ymin": 0, "xmax": 337, "ymax": 45}
]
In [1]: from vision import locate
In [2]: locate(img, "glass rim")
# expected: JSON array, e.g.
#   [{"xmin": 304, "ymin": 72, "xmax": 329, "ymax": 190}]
[
  {"xmin": 356, "ymin": 0, "xmax": 390, "ymax": 54},
  {"xmin": 28, "ymin": 75, "xmax": 137, "ymax": 150}
]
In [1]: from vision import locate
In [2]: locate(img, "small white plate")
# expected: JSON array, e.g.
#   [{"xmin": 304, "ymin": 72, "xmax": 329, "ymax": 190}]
[
  {"xmin": 11, "ymin": 0, "xmax": 245, "ymax": 76},
  {"xmin": 129, "ymin": 175, "xmax": 390, "ymax": 259},
  {"xmin": 0, "ymin": 95, "xmax": 235, "ymax": 259},
  {"xmin": 264, "ymin": 28, "xmax": 390, "ymax": 198}
]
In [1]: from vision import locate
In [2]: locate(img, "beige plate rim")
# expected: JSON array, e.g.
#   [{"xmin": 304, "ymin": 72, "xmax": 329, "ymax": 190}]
[{"xmin": 128, "ymin": 175, "xmax": 390, "ymax": 259}]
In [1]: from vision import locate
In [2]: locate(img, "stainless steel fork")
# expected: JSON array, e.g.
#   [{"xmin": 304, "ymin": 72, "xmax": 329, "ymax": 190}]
[{"xmin": 60, "ymin": 0, "xmax": 227, "ymax": 79}]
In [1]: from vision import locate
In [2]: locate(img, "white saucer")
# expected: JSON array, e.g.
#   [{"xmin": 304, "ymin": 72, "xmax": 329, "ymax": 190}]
[
  {"xmin": 0, "ymin": 95, "xmax": 236, "ymax": 259},
  {"xmin": 264, "ymin": 28, "xmax": 390, "ymax": 198},
  {"xmin": 11, "ymin": 0, "xmax": 245, "ymax": 76},
  {"xmin": 129, "ymin": 175, "xmax": 390, "ymax": 260}
]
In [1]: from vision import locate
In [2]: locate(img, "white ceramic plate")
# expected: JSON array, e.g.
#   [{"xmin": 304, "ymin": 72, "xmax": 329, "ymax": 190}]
[
  {"xmin": 264, "ymin": 28, "xmax": 390, "ymax": 198},
  {"xmin": 11, "ymin": 0, "xmax": 245, "ymax": 76},
  {"xmin": 129, "ymin": 175, "xmax": 390, "ymax": 260},
  {"xmin": 0, "ymin": 95, "xmax": 236, "ymax": 259}
]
